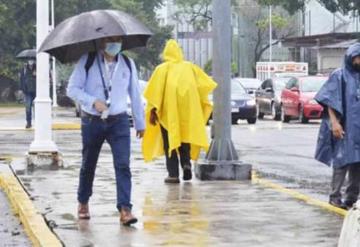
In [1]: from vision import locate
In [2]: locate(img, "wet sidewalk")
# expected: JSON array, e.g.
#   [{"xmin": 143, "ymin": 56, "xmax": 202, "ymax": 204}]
[
  {"xmin": 0, "ymin": 186, "xmax": 30, "ymax": 247},
  {"xmin": 0, "ymin": 107, "xmax": 343, "ymax": 246}
]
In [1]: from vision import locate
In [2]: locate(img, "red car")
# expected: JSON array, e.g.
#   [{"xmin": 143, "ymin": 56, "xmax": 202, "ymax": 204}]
[{"xmin": 280, "ymin": 76, "xmax": 327, "ymax": 123}]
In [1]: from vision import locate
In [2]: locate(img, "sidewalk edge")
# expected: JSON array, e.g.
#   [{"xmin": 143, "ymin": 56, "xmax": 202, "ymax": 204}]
[
  {"xmin": 0, "ymin": 164, "xmax": 63, "ymax": 247},
  {"xmin": 252, "ymin": 170, "xmax": 347, "ymax": 217}
]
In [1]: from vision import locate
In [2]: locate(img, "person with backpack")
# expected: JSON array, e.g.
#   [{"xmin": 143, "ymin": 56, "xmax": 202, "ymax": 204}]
[
  {"xmin": 20, "ymin": 60, "xmax": 36, "ymax": 128},
  {"xmin": 67, "ymin": 36, "xmax": 144, "ymax": 226},
  {"xmin": 315, "ymin": 43, "xmax": 360, "ymax": 210}
]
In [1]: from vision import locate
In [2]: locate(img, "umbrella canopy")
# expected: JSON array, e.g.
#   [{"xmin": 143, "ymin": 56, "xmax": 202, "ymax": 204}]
[
  {"xmin": 16, "ymin": 49, "xmax": 36, "ymax": 59},
  {"xmin": 39, "ymin": 9, "xmax": 153, "ymax": 63}
]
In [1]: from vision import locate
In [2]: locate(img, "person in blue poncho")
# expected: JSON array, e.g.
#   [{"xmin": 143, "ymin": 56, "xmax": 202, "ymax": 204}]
[{"xmin": 315, "ymin": 43, "xmax": 360, "ymax": 210}]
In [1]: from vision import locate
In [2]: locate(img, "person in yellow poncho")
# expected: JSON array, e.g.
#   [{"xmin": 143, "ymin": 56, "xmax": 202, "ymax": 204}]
[{"xmin": 142, "ymin": 39, "xmax": 217, "ymax": 183}]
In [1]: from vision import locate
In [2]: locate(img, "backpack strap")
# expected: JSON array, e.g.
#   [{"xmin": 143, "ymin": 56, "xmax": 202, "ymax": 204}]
[
  {"xmin": 84, "ymin": 52, "xmax": 96, "ymax": 78},
  {"xmin": 122, "ymin": 54, "xmax": 132, "ymax": 74}
]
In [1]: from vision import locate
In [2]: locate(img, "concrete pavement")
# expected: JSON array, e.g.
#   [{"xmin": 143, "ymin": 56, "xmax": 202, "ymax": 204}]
[{"xmin": 0, "ymin": 107, "xmax": 345, "ymax": 246}]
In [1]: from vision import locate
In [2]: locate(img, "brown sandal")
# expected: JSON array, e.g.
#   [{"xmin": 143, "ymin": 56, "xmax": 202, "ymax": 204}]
[{"xmin": 78, "ymin": 203, "xmax": 90, "ymax": 220}]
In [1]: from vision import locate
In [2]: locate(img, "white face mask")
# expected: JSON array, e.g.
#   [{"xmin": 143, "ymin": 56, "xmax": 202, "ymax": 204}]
[
  {"xmin": 104, "ymin": 42, "xmax": 122, "ymax": 57},
  {"xmin": 28, "ymin": 60, "xmax": 35, "ymax": 66}
]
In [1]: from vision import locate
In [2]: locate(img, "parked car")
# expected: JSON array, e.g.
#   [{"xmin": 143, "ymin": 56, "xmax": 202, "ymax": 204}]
[
  {"xmin": 280, "ymin": 76, "xmax": 327, "ymax": 123},
  {"xmin": 210, "ymin": 80, "xmax": 257, "ymax": 124},
  {"xmin": 255, "ymin": 77, "xmax": 290, "ymax": 121},
  {"xmin": 233, "ymin": 77, "xmax": 261, "ymax": 95}
]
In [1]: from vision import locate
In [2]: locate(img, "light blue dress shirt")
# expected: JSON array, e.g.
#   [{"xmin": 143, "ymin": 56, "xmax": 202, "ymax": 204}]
[{"xmin": 67, "ymin": 52, "xmax": 145, "ymax": 131}]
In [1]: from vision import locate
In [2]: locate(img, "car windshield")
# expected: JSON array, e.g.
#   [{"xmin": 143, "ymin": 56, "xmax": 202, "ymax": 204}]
[
  {"xmin": 301, "ymin": 77, "xmax": 327, "ymax": 92},
  {"xmin": 209, "ymin": 81, "xmax": 246, "ymax": 101},
  {"xmin": 273, "ymin": 78, "xmax": 289, "ymax": 91},
  {"xmin": 237, "ymin": 79, "xmax": 261, "ymax": 89},
  {"xmin": 232, "ymin": 81, "xmax": 247, "ymax": 95}
]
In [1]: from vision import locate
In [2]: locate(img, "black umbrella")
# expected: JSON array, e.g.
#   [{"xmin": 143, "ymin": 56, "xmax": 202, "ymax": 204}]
[
  {"xmin": 39, "ymin": 9, "xmax": 153, "ymax": 63},
  {"xmin": 16, "ymin": 49, "xmax": 36, "ymax": 59}
]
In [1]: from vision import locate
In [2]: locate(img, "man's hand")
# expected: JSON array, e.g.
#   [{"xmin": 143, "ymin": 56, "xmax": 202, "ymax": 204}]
[
  {"xmin": 150, "ymin": 108, "xmax": 158, "ymax": 126},
  {"xmin": 136, "ymin": 130, "xmax": 145, "ymax": 139},
  {"xmin": 328, "ymin": 107, "xmax": 345, "ymax": 140},
  {"xmin": 93, "ymin": 100, "xmax": 108, "ymax": 113},
  {"xmin": 331, "ymin": 121, "xmax": 345, "ymax": 140}
]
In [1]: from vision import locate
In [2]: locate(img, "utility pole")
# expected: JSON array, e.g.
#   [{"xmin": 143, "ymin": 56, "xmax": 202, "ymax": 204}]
[
  {"xmin": 28, "ymin": 0, "xmax": 58, "ymax": 165},
  {"xmin": 195, "ymin": 0, "xmax": 251, "ymax": 180},
  {"xmin": 268, "ymin": 5, "xmax": 272, "ymax": 78}
]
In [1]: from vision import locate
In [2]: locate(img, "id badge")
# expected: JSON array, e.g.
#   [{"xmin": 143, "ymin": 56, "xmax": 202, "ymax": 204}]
[{"xmin": 101, "ymin": 109, "xmax": 109, "ymax": 120}]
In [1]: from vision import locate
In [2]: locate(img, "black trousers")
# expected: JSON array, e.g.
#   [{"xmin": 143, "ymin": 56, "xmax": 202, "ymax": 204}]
[
  {"xmin": 160, "ymin": 126, "xmax": 191, "ymax": 178},
  {"xmin": 330, "ymin": 163, "xmax": 360, "ymax": 204}
]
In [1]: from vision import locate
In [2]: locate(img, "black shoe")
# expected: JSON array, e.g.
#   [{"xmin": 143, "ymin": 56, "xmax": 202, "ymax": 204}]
[
  {"xmin": 25, "ymin": 123, "xmax": 32, "ymax": 129},
  {"xmin": 183, "ymin": 165, "xmax": 192, "ymax": 181},
  {"xmin": 329, "ymin": 199, "xmax": 347, "ymax": 210},
  {"xmin": 164, "ymin": 177, "xmax": 180, "ymax": 184},
  {"xmin": 344, "ymin": 200, "xmax": 356, "ymax": 210}
]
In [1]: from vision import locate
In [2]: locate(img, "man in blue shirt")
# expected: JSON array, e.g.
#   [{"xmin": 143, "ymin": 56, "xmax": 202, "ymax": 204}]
[{"xmin": 67, "ymin": 36, "xmax": 145, "ymax": 226}]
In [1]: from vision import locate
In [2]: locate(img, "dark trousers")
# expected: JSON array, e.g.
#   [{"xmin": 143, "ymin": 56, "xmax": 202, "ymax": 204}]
[
  {"xmin": 78, "ymin": 113, "xmax": 132, "ymax": 210},
  {"xmin": 160, "ymin": 126, "xmax": 191, "ymax": 178},
  {"xmin": 25, "ymin": 92, "xmax": 35, "ymax": 125},
  {"xmin": 330, "ymin": 163, "xmax": 360, "ymax": 204}
]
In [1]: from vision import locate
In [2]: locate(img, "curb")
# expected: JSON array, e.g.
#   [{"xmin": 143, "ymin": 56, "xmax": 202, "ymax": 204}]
[
  {"xmin": 0, "ymin": 123, "xmax": 81, "ymax": 131},
  {"xmin": 0, "ymin": 162, "xmax": 62, "ymax": 247},
  {"xmin": 252, "ymin": 170, "xmax": 347, "ymax": 217}
]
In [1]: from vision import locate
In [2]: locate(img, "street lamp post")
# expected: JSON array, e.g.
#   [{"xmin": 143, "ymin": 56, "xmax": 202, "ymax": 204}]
[
  {"xmin": 28, "ymin": 0, "xmax": 58, "ymax": 164},
  {"xmin": 268, "ymin": 5, "xmax": 272, "ymax": 78},
  {"xmin": 51, "ymin": 0, "xmax": 58, "ymax": 107},
  {"xmin": 195, "ymin": 0, "xmax": 252, "ymax": 180}
]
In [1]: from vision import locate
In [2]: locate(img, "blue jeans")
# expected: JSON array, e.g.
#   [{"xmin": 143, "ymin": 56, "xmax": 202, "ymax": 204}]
[
  {"xmin": 78, "ymin": 113, "xmax": 132, "ymax": 210},
  {"xmin": 25, "ymin": 92, "xmax": 35, "ymax": 125}
]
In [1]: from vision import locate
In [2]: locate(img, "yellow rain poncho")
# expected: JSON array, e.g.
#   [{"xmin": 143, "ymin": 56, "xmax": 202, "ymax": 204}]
[{"xmin": 142, "ymin": 39, "xmax": 217, "ymax": 162}]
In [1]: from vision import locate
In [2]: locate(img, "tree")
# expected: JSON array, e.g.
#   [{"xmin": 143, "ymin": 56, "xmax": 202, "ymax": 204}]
[
  {"xmin": 110, "ymin": 0, "xmax": 173, "ymax": 72},
  {"xmin": 175, "ymin": 0, "xmax": 301, "ymax": 76},
  {"xmin": 0, "ymin": 0, "xmax": 172, "ymax": 83},
  {"xmin": 0, "ymin": 1, "xmax": 36, "ymax": 80}
]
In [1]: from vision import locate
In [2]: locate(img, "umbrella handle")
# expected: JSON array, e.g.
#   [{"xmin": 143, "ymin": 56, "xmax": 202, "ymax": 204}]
[{"xmin": 93, "ymin": 41, "xmax": 110, "ymax": 102}]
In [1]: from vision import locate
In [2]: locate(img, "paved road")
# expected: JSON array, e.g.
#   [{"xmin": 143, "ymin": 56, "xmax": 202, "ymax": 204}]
[
  {"xmin": 0, "ymin": 108, "xmax": 345, "ymax": 246},
  {"xmin": 231, "ymin": 117, "xmax": 331, "ymax": 201}
]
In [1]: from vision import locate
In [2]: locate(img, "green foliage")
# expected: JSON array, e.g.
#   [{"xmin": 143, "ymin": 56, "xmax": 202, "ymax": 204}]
[
  {"xmin": 256, "ymin": 0, "xmax": 306, "ymax": 14},
  {"xmin": 0, "ymin": 0, "xmax": 172, "ymax": 82},
  {"xmin": 203, "ymin": 59, "xmax": 238, "ymax": 76},
  {"xmin": 256, "ymin": 14, "xmax": 288, "ymax": 30},
  {"xmin": 110, "ymin": 0, "xmax": 173, "ymax": 70},
  {"xmin": 0, "ymin": 0, "xmax": 36, "ymax": 80}
]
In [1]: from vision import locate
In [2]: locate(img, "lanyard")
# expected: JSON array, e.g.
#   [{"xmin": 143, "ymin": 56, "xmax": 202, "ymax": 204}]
[{"xmin": 103, "ymin": 58, "xmax": 119, "ymax": 107}]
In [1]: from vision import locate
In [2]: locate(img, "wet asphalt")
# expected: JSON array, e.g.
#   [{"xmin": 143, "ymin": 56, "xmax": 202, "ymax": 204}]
[{"xmin": 0, "ymin": 108, "xmax": 344, "ymax": 246}]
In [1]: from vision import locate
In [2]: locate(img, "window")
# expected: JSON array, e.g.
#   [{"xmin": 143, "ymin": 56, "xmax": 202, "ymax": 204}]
[{"xmin": 286, "ymin": 78, "xmax": 297, "ymax": 89}]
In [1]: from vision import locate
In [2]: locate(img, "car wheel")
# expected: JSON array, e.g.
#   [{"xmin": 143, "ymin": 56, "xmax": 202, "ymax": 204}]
[
  {"xmin": 257, "ymin": 104, "xmax": 264, "ymax": 119},
  {"xmin": 247, "ymin": 118, "xmax": 257, "ymax": 124},
  {"xmin": 299, "ymin": 106, "xmax": 309, "ymax": 124},
  {"xmin": 271, "ymin": 103, "xmax": 281, "ymax": 121},
  {"xmin": 232, "ymin": 118, "xmax": 238, "ymax": 125},
  {"xmin": 281, "ymin": 105, "xmax": 290, "ymax": 123}
]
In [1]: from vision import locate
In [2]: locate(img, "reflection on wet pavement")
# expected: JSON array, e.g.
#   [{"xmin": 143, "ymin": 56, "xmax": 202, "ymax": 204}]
[{"xmin": 1, "ymin": 128, "xmax": 343, "ymax": 246}]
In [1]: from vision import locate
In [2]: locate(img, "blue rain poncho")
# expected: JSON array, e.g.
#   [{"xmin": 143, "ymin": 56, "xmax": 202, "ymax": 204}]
[{"xmin": 315, "ymin": 43, "xmax": 360, "ymax": 168}]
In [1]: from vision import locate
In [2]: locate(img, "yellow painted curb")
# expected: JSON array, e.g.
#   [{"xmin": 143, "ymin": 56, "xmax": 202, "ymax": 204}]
[
  {"xmin": 252, "ymin": 170, "xmax": 347, "ymax": 217},
  {"xmin": 52, "ymin": 123, "xmax": 80, "ymax": 130},
  {"xmin": 0, "ymin": 156, "xmax": 12, "ymax": 162},
  {"xmin": 0, "ymin": 123, "xmax": 80, "ymax": 131},
  {"xmin": 0, "ymin": 172, "xmax": 62, "ymax": 247}
]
